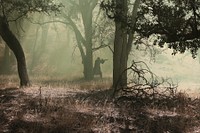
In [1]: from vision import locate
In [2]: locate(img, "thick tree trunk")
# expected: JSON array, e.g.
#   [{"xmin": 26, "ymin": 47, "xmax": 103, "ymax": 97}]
[
  {"xmin": 113, "ymin": 0, "xmax": 128, "ymax": 90},
  {"xmin": 82, "ymin": 4, "xmax": 94, "ymax": 80},
  {"xmin": 65, "ymin": 1, "xmax": 97, "ymax": 80},
  {"xmin": 113, "ymin": 23, "xmax": 128, "ymax": 89},
  {"xmin": 113, "ymin": 0, "xmax": 140, "ymax": 93},
  {"xmin": 83, "ymin": 45, "xmax": 93, "ymax": 80},
  {"xmin": 0, "ymin": 17, "xmax": 30, "ymax": 86}
]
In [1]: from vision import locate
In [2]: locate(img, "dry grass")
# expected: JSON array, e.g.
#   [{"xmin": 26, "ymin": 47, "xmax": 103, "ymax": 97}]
[{"xmin": 0, "ymin": 75, "xmax": 200, "ymax": 132}]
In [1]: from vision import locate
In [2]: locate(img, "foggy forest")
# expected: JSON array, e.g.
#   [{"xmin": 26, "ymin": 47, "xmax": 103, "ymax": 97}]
[{"xmin": 1, "ymin": 0, "xmax": 200, "ymax": 132}]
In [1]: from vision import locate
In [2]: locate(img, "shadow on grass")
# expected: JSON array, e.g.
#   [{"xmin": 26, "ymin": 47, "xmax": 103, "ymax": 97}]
[{"xmin": 0, "ymin": 86, "xmax": 199, "ymax": 132}]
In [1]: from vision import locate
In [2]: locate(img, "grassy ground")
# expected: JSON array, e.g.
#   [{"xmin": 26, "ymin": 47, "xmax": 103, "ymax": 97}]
[{"xmin": 0, "ymin": 75, "xmax": 200, "ymax": 133}]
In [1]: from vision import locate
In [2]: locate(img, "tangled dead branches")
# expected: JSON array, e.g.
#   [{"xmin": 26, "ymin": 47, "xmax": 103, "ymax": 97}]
[{"xmin": 114, "ymin": 60, "xmax": 179, "ymax": 108}]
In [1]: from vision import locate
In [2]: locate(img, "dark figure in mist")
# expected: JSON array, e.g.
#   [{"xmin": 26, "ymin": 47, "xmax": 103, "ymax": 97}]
[{"xmin": 93, "ymin": 57, "xmax": 107, "ymax": 78}]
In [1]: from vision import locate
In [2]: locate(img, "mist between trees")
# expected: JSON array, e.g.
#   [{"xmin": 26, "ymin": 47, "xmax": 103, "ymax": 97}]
[
  {"xmin": 0, "ymin": 14, "xmax": 113, "ymax": 77},
  {"xmin": 0, "ymin": 0, "xmax": 200, "ymax": 89},
  {"xmin": 2, "ymin": 1, "xmax": 200, "ymax": 132}
]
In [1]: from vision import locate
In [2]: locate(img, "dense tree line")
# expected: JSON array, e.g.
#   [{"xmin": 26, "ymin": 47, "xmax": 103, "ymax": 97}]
[
  {"xmin": 101, "ymin": 0, "xmax": 200, "ymax": 89},
  {"xmin": 1, "ymin": 0, "xmax": 200, "ymax": 89}
]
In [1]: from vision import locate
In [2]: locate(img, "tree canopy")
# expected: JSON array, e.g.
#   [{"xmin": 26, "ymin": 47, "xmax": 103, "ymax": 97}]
[
  {"xmin": 136, "ymin": 0, "xmax": 200, "ymax": 57},
  {"xmin": 0, "ymin": 0, "xmax": 62, "ymax": 21},
  {"xmin": 101, "ymin": 0, "xmax": 200, "ymax": 58}
]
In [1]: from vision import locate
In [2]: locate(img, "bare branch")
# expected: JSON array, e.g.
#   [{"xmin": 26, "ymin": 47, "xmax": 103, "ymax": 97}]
[
  {"xmin": 61, "ymin": 11, "xmax": 86, "ymax": 46},
  {"xmin": 26, "ymin": 18, "xmax": 69, "ymax": 26},
  {"xmin": 92, "ymin": 44, "xmax": 110, "ymax": 52},
  {"xmin": 113, "ymin": 60, "xmax": 178, "ymax": 103}
]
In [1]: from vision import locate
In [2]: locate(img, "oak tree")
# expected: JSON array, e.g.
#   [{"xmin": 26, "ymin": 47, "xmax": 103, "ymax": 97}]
[
  {"xmin": 101, "ymin": 0, "xmax": 140, "ymax": 89},
  {"xmin": 0, "ymin": 0, "xmax": 62, "ymax": 86}
]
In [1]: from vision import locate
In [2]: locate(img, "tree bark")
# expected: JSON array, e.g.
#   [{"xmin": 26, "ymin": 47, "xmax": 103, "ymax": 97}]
[
  {"xmin": 113, "ymin": 23, "xmax": 128, "ymax": 89},
  {"xmin": 82, "ymin": 6, "xmax": 93, "ymax": 80},
  {"xmin": 62, "ymin": 0, "xmax": 96, "ymax": 80},
  {"xmin": 112, "ymin": 0, "xmax": 140, "ymax": 93},
  {"xmin": 83, "ymin": 45, "xmax": 93, "ymax": 80},
  {"xmin": 113, "ymin": 0, "xmax": 128, "ymax": 90},
  {"xmin": 0, "ymin": 16, "xmax": 30, "ymax": 86}
]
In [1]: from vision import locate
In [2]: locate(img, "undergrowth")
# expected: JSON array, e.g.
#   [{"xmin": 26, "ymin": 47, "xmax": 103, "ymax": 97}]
[
  {"xmin": 0, "ymin": 74, "xmax": 200, "ymax": 132},
  {"xmin": 2, "ymin": 88, "xmax": 198, "ymax": 132}
]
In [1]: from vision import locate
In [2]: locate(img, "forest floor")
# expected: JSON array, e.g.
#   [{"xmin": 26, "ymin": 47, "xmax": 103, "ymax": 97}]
[{"xmin": 1, "ymin": 75, "xmax": 200, "ymax": 133}]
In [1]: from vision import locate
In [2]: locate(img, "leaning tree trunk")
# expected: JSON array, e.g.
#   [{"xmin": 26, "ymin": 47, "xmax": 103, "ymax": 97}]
[{"xmin": 0, "ymin": 17, "xmax": 30, "ymax": 86}]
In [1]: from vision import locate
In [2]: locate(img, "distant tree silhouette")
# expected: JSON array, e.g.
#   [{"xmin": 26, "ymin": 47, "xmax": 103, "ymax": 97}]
[{"xmin": 60, "ymin": 0, "xmax": 113, "ymax": 80}]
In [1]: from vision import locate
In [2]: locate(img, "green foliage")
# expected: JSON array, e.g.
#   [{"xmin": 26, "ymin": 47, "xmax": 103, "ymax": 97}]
[
  {"xmin": 100, "ymin": 0, "xmax": 116, "ymax": 19},
  {"xmin": 100, "ymin": 0, "xmax": 135, "ymax": 28},
  {"xmin": 101, "ymin": 0, "xmax": 200, "ymax": 57},
  {"xmin": 138, "ymin": 0, "xmax": 200, "ymax": 57},
  {"xmin": 0, "ymin": 0, "xmax": 63, "ymax": 21}
]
